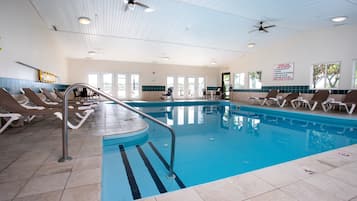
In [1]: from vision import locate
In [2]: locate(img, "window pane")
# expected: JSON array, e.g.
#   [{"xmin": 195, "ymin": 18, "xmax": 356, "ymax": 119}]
[
  {"xmin": 234, "ymin": 73, "xmax": 245, "ymax": 89},
  {"xmin": 177, "ymin": 77, "xmax": 185, "ymax": 97},
  {"xmin": 312, "ymin": 63, "xmax": 340, "ymax": 89},
  {"xmin": 188, "ymin": 77, "xmax": 195, "ymax": 97},
  {"xmin": 326, "ymin": 63, "xmax": 340, "ymax": 88},
  {"xmin": 103, "ymin": 73, "xmax": 113, "ymax": 94},
  {"xmin": 198, "ymin": 77, "xmax": 205, "ymax": 97},
  {"xmin": 312, "ymin": 64, "xmax": 326, "ymax": 89},
  {"xmin": 167, "ymin": 76, "xmax": 174, "ymax": 89},
  {"xmin": 248, "ymin": 71, "xmax": 261, "ymax": 89},
  {"xmin": 117, "ymin": 74, "xmax": 126, "ymax": 98},
  {"xmin": 131, "ymin": 74, "xmax": 140, "ymax": 98},
  {"xmin": 88, "ymin": 74, "xmax": 97, "ymax": 88}
]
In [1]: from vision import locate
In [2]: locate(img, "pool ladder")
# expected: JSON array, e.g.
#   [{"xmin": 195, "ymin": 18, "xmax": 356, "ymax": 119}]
[{"xmin": 58, "ymin": 83, "xmax": 176, "ymax": 178}]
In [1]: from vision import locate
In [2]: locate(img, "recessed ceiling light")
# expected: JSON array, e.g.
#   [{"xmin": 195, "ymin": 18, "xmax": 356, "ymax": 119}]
[
  {"xmin": 248, "ymin": 43, "xmax": 256, "ymax": 48},
  {"xmin": 144, "ymin": 7, "xmax": 155, "ymax": 12},
  {"xmin": 88, "ymin": 51, "xmax": 96, "ymax": 56},
  {"xmin": 161, "ymin": 57, "xmax": 169, "ymax": 61},
  {"xmin": 331, "ymin": 16, "xmax": 348, "ymax": 23},
  {"xmin": 78, "ymin": 17, "xmax": 91, "ymax": 25},
  {"xmin": 211, "ymin": 61, "xmax": 217, "ymax": 65}
]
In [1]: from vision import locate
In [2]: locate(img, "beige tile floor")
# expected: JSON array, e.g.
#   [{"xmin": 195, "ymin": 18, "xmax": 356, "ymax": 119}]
[{"xmin": 0, "ymin": 101, "xmax": 356, "ymax": 201}]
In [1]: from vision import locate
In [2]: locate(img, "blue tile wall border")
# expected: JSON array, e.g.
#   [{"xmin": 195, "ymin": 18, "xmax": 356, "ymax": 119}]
[
  {"xmin": 233, "ymin": 85, "xmax": 348, "ymax": 94},
  {"xmin": 0, "ymin": 77, "xmax": 69, "ymax": 94},
  {"xmin": 142, "ymin": 85, "xmax": 165, "ymax": 92},
  {"xmin": 207, "ymin": 86, "xmax": 219, "ymax": 90}
]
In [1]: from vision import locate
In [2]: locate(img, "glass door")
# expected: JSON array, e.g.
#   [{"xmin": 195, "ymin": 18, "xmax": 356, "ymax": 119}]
[{"xmin": 222, "ymin": 72, "xmax": 231, "ymax": 100}]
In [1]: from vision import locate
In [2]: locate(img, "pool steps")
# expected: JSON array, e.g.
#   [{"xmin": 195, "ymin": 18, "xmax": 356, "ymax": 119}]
[{"xmin": 103, "ymin": 141, "xmax": 185, "ymax": 200}]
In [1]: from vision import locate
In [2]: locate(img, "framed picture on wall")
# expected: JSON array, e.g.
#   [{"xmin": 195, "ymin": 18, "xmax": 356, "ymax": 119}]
[{"xmin": 273, "ymin": 63, "xmax": 294, "ymax": 81}]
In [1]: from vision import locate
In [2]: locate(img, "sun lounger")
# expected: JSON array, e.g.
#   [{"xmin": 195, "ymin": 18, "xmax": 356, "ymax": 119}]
[
  {"xmin": 322, "ymin": 90, "xmax": 357, "ymax": 114},
  {"xmin": 249, "ymin": 90, "xmax": 279, "ymax": 105},
  {"xmin": 269, "ymin": 92, "xmax": 300, "ymax": 108},
  {"xmin": 22, "ymin": 88, "xmax": 95, "ymax": 110},
  {"xmin": 0, "ymin": 88, "xmax": 94, "ymax": 133},
  {"xmin": 291, "ymin": 90, "xmax": 330, "ymax": 111}
]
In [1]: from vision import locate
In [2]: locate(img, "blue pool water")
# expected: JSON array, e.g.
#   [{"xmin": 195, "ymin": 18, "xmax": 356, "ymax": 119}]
[{"xmin": 102, "ymin": 102, "xmax": 357, "ymax": 201}]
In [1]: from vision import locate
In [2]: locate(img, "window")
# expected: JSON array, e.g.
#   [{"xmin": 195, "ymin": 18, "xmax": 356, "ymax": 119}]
[
  {"xmin": 167, "ymin": 76, "xmax": 174, "ymax": 89},
  {"xmin": 103, "ymin": 73, "xmax": 113, "ymax": 95},
  {"xmin": 88, "ymin": 74, "xmax": 98, "ymax": 88},
  {"xmin": 177, "ymin": 77, "xmax": 185, "ymax": 97},
  {"xmin": 130, "ymin": 74, "xmax": 140, "ymax": 98},
  {"xmin": 117, "ymin": 74, "xmax": 126, "ymax": 98},
  {"xmin": 187, "ymin": 77, "xmax": 195, "ymax": 97},
  {"xmin": 353, "ymin": 60, "xmax": 357, "ymax": 88},
  {"xmin": 248, "ymin": 71, "xmax": 262, "ymax": 89},
  {"xmin": 198, "ymin": 77, "xmax": 205, "ymax": 97},
  {"xmin": 312, "ymin": 62, "xmax": 340, "ymax": 89},
  {"xmin": 234, "ymin": 73, "xmax": 245, "ymax": 89}
]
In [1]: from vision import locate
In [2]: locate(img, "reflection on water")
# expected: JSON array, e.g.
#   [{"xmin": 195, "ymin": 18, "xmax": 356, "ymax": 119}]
[{"xmin": 141, "ymin": 104, "xmax": 357, "ymax": 187}]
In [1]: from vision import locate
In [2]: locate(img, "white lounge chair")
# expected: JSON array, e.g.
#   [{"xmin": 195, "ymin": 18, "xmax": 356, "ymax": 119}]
[
  {"xmin": 249, "ymin": 90, "xmax": 279, "ymax": 105},
  {"xmin": 322, "ymin": 90, "xmax": 357, "ymax": 114},
  {"xmin": 0, "ymin": 88, "xmax": 93, "ymax": 134},
  {"xmin": 291, "ymin": 90, "xmax": 330, "ymax": 111}
]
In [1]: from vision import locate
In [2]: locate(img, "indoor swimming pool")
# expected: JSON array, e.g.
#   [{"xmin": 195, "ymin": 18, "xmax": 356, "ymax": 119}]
[{"xmin": 102, "ymin": 101, "xmax": 357, "ymax": 201}]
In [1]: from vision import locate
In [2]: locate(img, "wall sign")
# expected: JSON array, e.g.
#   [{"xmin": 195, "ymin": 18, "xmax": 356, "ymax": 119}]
[{"xmin": 273, "ymin": 63, "xmax": 294, "ymax": 81}]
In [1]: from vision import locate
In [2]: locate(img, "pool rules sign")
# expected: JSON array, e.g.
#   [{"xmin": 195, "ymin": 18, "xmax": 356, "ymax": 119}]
[{"xmin": 273, "ymin": 63, "xmax": 294, "ymax": 81}]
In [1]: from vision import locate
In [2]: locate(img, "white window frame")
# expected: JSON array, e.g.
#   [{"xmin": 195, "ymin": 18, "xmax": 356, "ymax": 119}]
[
  {"xmin": 102, "ymin": 73, "xmax": 113, "ymax": 95},
  {"xmin": 248, "ymin": 71, "xmax": 262, "ymax": 89},
  {"xmin": 311, "ymin": 61, "xmax": 341, "ymax": 89},
  {"xmin": 233, "ymin": 73, "xmax": 245, "ymax": 89},
  {"xmin": 130, "ymin": 74, "xmax": 140, "ymax": 99},
  {"xmin": 117, "ymin": 74, "xmax": 127, "ymax": 99},
  {"xmin": 87, "ymin": 74, "xmax": 98, "ymax": 88}
]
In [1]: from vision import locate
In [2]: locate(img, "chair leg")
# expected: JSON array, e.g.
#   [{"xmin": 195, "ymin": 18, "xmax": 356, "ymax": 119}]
[
  {"xmin": 54, "ymin": 109, "xmax": 94, "ymax": 129},
  {"xmin": 322, "ymin": 102, "xmax": 328, "ymax": 112},
  {"xmin": 0, "ymin": 114, "xmax": 21, "ymax": 134},
  {"xmin": 347, "ymin": 104, "xmax": 356, "ymax": 115},
  {"xmin": 279, "ymin": 100, "xmax": 287, "ymax": 108},
  {"xmin": 310, "ymin": 102, "xmax": 318, "ymax": 111}
]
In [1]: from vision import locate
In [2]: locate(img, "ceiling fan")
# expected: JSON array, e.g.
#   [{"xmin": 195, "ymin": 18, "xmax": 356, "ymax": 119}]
[
  {"xmin": 123, "ymin": 0, "xmax": 154, "ymax": 12},
  {"xmin": 249, "ymin": 21, "xmax": 276, "ymax": 33}
]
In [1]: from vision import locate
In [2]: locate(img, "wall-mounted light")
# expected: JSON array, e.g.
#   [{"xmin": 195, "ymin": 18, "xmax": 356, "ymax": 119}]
[
  {"xmin": 161, "ymin": 57, "xmax": 170, "ymax": 61},
  {"xmin": 78, "ymin": 17, "xmax": 91, "ymax": 25},
  {"xmin": 248, "ymin": 43, "xmax": 256, "ymax": 48},
  {"xmin": 144, "ymin": 7, "xmax": 155, "ymax": 12},
  {"xmin": 331, "ymin": 16, "xmax": 347, "ymax": 23},
  {"xmin": 88, "ymin": 51, "xmax": 96, "ymax": 56}
]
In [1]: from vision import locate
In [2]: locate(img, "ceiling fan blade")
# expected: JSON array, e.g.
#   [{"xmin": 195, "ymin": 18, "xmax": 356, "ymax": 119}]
[
  {"xmin": 124, "ymin": 4, "xmax": 129, "ymax": 11},
  {"xmin": 264, "ymin": 25, "xmax": 276, "ymax": 29},
  {"xmin": 263, "ymin": 29, "xmax": 269, "ymax": 33},
  {"xmin": 248, "ymin": 29, "xmax": 258, "ymax": 33},
  {"xmin": 135, "ymin": 1, "xmax": 149, "ymax": 8},
  {"xmin": 253, "ymin": 25, "xmax": 260, "ymax": 28}
]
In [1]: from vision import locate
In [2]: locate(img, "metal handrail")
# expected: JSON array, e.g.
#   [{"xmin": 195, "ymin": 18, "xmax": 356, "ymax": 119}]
[{"xmin": 58, "ymin": 83, "xmax": 176, "ymax": 177}]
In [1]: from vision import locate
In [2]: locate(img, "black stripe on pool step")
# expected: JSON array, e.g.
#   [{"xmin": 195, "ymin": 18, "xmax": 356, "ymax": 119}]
[
  {"xmin": 136, "ymin": 145, "xmax": 167, "ymax": 193},
  {"xmin": 148, "ymin": 141, "xmax": 186, "ymax": 189},
  {"xmin": 119, "ymin": 145, "xmax": 141, "ymax": 200}
]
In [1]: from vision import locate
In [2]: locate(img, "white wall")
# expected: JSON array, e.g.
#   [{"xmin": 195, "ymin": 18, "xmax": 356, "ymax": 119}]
[
  {"xmin": 226, "ymin": 25, "xmax": 357, "ymax": 89},
  {"xmin": 0, "ymin": 0, "xmax": 67, "ymax": 82}
]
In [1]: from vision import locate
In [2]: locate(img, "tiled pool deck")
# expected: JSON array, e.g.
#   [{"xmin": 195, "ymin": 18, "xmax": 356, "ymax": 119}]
[{"xmin": 0, "ymin": 102, "xmax": 356, "ymax": 201}]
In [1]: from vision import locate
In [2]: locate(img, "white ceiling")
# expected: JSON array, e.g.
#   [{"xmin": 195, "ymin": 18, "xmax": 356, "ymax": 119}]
[{"xmin": 30, "ymin": 0, "xmax": 357, "ymax": 67}]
